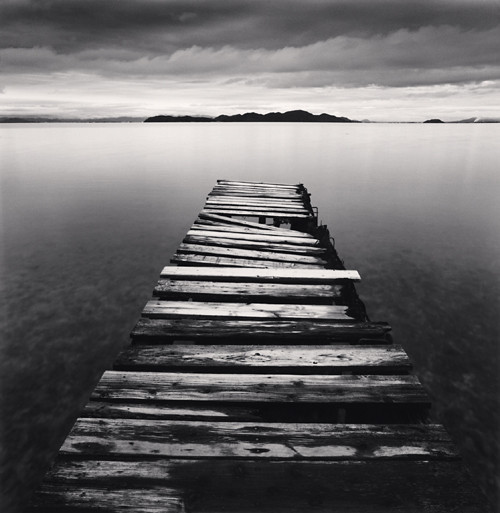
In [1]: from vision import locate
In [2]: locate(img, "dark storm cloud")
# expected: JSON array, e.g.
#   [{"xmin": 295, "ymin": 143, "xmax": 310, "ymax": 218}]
[
  {"xmin": 1, "ymin": 0, "xmax": 499, "ymax": 54},
  {"xmin": 1, "ymin": 0, "xmax": 499, "ymax": 92}
]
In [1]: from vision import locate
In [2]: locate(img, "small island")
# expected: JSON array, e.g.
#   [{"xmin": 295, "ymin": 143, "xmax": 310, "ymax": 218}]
[
  {"xmin": 144, "ymin": 110, "xmax": 357, "ymax": 123},
  {"xmin": 423, "ymin": 119, "xmax": 444, "ymax": 123}
]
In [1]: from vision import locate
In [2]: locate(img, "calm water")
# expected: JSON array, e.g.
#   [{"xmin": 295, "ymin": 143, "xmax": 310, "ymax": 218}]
[{"xmin": 1, "ymin": 123, "xmax": 499, "ymax": 511}]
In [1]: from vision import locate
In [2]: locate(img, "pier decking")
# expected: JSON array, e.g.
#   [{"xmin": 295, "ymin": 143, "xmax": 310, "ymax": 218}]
[{"xmin": 30, "ymin": 180, "xmax": 486, "ymax": 512}]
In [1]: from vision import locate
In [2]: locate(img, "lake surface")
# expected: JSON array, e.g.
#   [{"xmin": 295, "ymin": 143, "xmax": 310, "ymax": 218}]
[{"xmin": 1, "ymin": 123, "xmax": 499, "ymax": 511}]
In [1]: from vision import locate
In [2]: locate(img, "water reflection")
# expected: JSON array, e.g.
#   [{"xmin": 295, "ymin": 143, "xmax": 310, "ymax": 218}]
[{"xmin": 1, "ymin": 123, "xmax": 499, "ymax": 510}]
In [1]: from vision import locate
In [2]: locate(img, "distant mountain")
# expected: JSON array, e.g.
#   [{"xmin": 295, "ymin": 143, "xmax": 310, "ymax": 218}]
[
  {"xmin": 452, "ymin": 117, "xmax": 500, "ymax": 123},
  {"xmin": 0, "ymin": 116, "xmax": 143, "ymax": 123},
  {"xmin": 144, "ymin": 115, "xmax": 212, "ymax": 123},
  {"xmin": 144, "ymin": 110, "xmax": 357, "ymax": 123}
]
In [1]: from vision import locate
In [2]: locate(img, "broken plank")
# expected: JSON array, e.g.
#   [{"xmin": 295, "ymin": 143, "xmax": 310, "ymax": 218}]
[
  {"xmin": 114, "ymin": 344, "xmax": 411, "ymax": 374},
  {"xmin": 184, "ymin": 235, "xmax": 327, "ymax": 255},
  {"xmin": 176, "ymin": 243, "xmax": 328, "ymax": 264},
  {"xmin": 160, "ymin": 267, "xmax": 360, "ymax": 282},
  {"xmin": 61, "ymin": 419, "xmax": 456, "ymax": 460},
  {"xmin": 194, "ymin": 219, "xmax": 315, "ymax": 238},
  {"xmin": 171, "ymin": 253, "xmax": 325, "ymax": 269},
  {"xmin": 186, "ymin": 229, "xmax": 320, "ymax": 246},
  {"xmin": 131, "ymin": 318, "xmax": 390, "ymax": 343},
  {"xmin": 198, "ymin": 212, "xmax": 308, "ymax": 233}
]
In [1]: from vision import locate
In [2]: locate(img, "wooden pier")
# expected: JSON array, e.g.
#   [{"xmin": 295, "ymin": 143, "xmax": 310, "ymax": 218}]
[{"xmin": 30, "ymin": 180, "xmax": 486, "ymax": 512}]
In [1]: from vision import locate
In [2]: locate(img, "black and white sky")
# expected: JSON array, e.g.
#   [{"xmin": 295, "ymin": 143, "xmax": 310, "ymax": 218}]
[{"xmin": 1, "ymin": 0, "xmax": 499, "ymax": 120}]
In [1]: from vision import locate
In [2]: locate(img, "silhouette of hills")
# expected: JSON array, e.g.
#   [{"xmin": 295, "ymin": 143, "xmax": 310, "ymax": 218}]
[{"xmin": 145, "ymin": 110, "xmax": 357, "ymax": 123}]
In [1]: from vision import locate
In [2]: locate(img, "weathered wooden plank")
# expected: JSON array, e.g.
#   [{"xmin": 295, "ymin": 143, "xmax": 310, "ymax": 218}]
[
  {"xmin": 92, "ymin": 371, "xmax": 429, "ymax": 405},
  {"xmin": 209, "ymin": 192, "xmax": 305, "ymax": 200},
  {"xmin": 31, "ymin": 460, "xmax": 487, "ymax": 513},
  {"xmin": 176, "ymin": 243, "xmax": 327, "ymax": 264},
  {"xmin": 171, "ymin": 253, "xmax": 324, "ymax": 269},
  {"xmin": 83, "ymin": 401, "xmax": 266, "ymax": 421},
  {"xmin": 212, "ymin": 185, "xmax": 302, "ymax": 193},
  {"xmin": 218, "ymin": 179, "xmax": 302, "ymax": 189},
  {"xmin": 154, "ymin": 279, "xmax": 342, "ymax": 302},
  {"xmin": 191, "ymin": 223, "xmax": 314, "ymax": 240},
  {"xmin": 197, "ymin": 212, "xmax": 297, "ymax": 232},
  {"xmin": 205, "ymin": 201, "xmax": 308, "ymax": 211},
  {"xmin": 207, "ymin": 193, "xmax": 304, "ymax": 202},
  {"xmin": 203, "ymin": 208, "xmax": 312, "ymax": 218},
  {"xmin": 194, "ymin": 220, "xmax": 315, "ymax": 238},
  {"xmin": 212, "ymin": 184, "xmax": 302, "ymax": 193},
  {"xmin": 198, "ymin": 212, "xmax": 309, "ymax": 234},
  {"xmin": 205, "ymin": 196, "xmax": 304, "ymax": 205},
  {"xmin": 31, "ymin": 485, "xmax": 181, "ymax": 512},
  {"xmin": 205, "ymin": 201, "xmax": 309, "ymax": 212},
  {"xmin": 131, "ymin": 318, "xmax": 390, "ymax": 342},
  {"xmin": 142, "ymin": 301, "xmax": 358, "ymax": 321},
  {"xmin": 160, "ymin": 267, "xmax": 360, "ymax": 282},
  {"xmin": 61, "ymin": 420, "xmax": 457, "ymax": 460},
  {"xmin": 186, "ymin": 229, "xmax": 320, "ymax": 246},
  {"xmin": 185, "ymin": 234, "xmax": 327, "ymax": 255},
  {"xmin": 114, "ymin": 344, "xmax": 411, "ymax": 374},
  {"xmin": 210, "ymin": 186, "xmax": 302, "ymax": 194}
]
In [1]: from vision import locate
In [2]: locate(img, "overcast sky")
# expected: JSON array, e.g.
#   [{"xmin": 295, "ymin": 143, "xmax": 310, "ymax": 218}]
[{"xmin": 1, "ymin": 0, "xmax": 499, "ymax": 121}]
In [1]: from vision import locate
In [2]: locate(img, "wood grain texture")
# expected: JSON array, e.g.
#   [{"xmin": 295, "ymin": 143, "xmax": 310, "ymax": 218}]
[
  {"xmin": 83, "ymin": 401, "xmax": 266, "ymax": 421},
  {"xmin": 186, "ymin": 229, "xmax": 319, "ymax": 246},
  {"xmin": 191, "ymin": 222, "xmax": 314, "ymax": 239},
  {"xmin": 131, "ymin": 318, "xmax": 391, "ymax": 342},
  {"xmin": 204, "ymin": 202, "xmax": 310, "ymax": 213},
  {"xmin": 217, "ymin": 180, "xmax": 302, "ymax": 189},
  {"xmin": 184, "ymin": 234, "xmax": 327, "ymax": 255},
  {"xmin": 92, "ymin": 371, "xmax": 430, "ymax": 405},
  {"xmin": 114, "ymin": 344, "xmax": 410, "ymax": 374},
  {"xmin": 61, "ymin": 419, "xmax": 457, "ymax": 460},
  {"xmin": 31, "ymin": 460, "xmax": 486, "ymax": 512},
  {"xmin": 205, "ymin": 198, "xmax": 304, "ymax": 207},
  {"xmin": 153, "ymin": 279, "xmax": 342, "ymax": 301},
  {"xmin": 202, "ymin": 208, "xmax": 312, "ymax": 218},
  {"xmin": 159, "ymin": 267, "xmax": 360, "ymax": 282},
  {"xmin": 171, "ymin": 253, "xmax": 324, "ymax": 269},
  {"xmin": 197, "ymin": 212, "xmax": 300, "ymax": 233},
  {"xmin": 176, "ymin": 243, "xmax": 327, "ymax": 264},
  {"xmin": 141, "ymin": 300, "xmax": 358, "ymax": 321}
]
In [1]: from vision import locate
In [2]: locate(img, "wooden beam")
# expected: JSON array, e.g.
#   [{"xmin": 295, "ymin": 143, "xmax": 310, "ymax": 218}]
[
  {"xmin": 176, "ymin": 243, "xmax": 327, "ymax": 264},
  {"xmin": 32, "ymin": 460, "xmax": 487, "ymax": 513},
  {"xmin": 170, "ymin": 254, "xmax": 325, "ymax": 268},
  {"xmin": 92, "ymin": 371, "xmax": 430, "ymax": 405},
  {"xmin": 114, "ymin": 344, "xmax": 411, "ymax": 374},
  {"xmin": 217, "ymin": 179, "xmax": 302, "ymax": 189},
  {"xmin": 202, "ymin": 208, "xmax": 312, "ymax": 218},
  {"xmin": 159, "ymin": 267, "xmax": 360, "ymax": 282},
  {"xmin": 186, "ymin": 230, "xmax": 320, "ymax": 246},
  {"xmin": 142, "ymin": 300, "xmax": 358, "ymax": 321},
  {"xmin": 153, "ymin": 279, "xmax": 342, "ymax": 302},
  {"xmin": 198, "ymin": 212, "xmax": 306, "ymax": 233},
  {"xmin": 61, "ymin": 419, "xmax": 457, "ymax": 460},
  {"xmin": 184, "ymin": 235, "xmax": 327, "ymax": 255}
]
